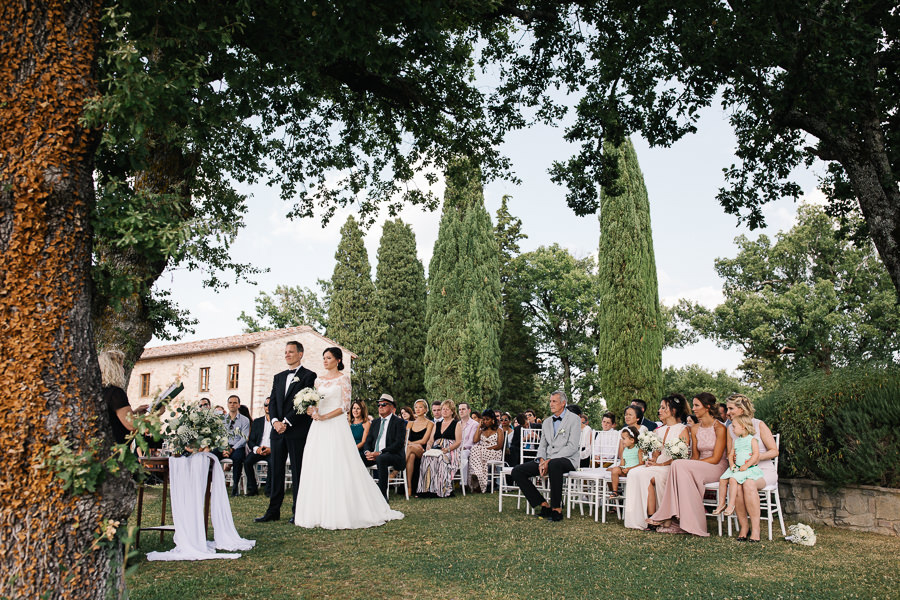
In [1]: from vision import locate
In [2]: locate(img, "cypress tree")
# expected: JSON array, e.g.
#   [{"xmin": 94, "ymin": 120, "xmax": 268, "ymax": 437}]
[
  {"xmin": 374, "ymin": 218, "xmax": 427, "ymax": 403},
  {"xmin": 494, "ymin": 196, "xmax": 539, "ymax": 412},
  {"xmin": 425, "ymin": 158, "xmax": 502, "ymax": 408},
  {"xmin": 326, "ymin": 215, "xmax": 390, "ymax": 400},
  {"xmin": 596, "ymin": 138, "xmax": 663, "ymax": 418}
]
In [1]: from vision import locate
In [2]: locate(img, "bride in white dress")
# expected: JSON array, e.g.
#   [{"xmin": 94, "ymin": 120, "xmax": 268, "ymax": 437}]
[{"xmin": 294, "ymin": 347, "xmax": 404, "ymax": 529}]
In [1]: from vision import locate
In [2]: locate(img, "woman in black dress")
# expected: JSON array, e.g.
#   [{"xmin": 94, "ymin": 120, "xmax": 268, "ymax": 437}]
[{"xmin": 405, "ymin": 399, "xmax": 435, "ymax": 494}]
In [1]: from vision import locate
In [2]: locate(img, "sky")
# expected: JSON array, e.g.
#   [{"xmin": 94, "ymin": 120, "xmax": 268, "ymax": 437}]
[{"xmin": 152, "ymin": 102, "xmax": 823, "ymax": 377}]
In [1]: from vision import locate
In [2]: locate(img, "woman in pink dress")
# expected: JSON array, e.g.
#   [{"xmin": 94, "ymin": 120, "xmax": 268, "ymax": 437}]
[
  {"xmin": 648, "ymin": 392, "xmax": 728, "ymax": 535},
  {"xmin": 622, "ymin": 395, "xmax": 691, "ymax": 530}
]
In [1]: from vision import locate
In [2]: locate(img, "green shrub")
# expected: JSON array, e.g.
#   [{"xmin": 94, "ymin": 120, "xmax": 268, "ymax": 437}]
[{"xmin": 756, "ymin": 365, "xmax": 900, "ymax": 489}]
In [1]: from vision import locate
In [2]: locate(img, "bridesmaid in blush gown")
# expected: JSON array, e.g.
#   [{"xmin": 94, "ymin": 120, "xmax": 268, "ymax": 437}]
[
  {"xmin": 648, "ymin": 392, "xmax": 728, "ymax": 535},
  {"xmin": 623, "ymin": 395, "xmax": 691, "ymax": 530}
]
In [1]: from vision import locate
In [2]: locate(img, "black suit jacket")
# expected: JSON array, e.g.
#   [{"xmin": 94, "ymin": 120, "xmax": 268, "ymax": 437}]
[
  {"xmin": 641, "ymin": 417, "xmax": 659, "ymax": 432},
  {"xmin": 364, "ymin": 414, "xmax": 406, "ymax": 457},
  {"xmin": 248, "ymin": 416, "xmax": 268, "ymax": 451},
  {"xmin": 269, "ymin": 365, "xmax": 316, "ymax": 440}
]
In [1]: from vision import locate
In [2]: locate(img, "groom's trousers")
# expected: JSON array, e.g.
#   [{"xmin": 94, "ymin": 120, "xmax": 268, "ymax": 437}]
[
  {"xmin": 511, "ymin": 458, "xmax": 576, "ymax": 509},
  {"xmin": 267, "ymin": 434, "xmax": 304, "ymax": 517},
  {"xmin": 363, "ymin": 451, "xmax": 405, "ymax": 499}
]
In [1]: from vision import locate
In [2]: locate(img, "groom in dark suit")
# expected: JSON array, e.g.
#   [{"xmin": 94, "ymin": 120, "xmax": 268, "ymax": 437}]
[
  {"xmin": 363, "ymin": 394, "xmax": 406, "ymax": 499},
  {"xmin": 256, "ymin": 341, "xmax": 317, "ymax": 522}
]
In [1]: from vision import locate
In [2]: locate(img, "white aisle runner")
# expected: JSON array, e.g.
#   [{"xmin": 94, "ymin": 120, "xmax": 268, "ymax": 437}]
[{"xmin": 147, "ymin": 452, "xmax": 255, "ymax": 561}]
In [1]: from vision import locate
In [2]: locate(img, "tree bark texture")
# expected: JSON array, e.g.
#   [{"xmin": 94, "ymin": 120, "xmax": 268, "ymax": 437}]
[{"xmin": 0, "ymin": 1, "xmax": 134, "ymax": 598}]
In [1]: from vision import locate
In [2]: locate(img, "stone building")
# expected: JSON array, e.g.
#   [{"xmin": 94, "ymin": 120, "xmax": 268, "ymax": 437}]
[{"xmin": 127, "ymin": 325, "xmax": 355, "ymax": 418}]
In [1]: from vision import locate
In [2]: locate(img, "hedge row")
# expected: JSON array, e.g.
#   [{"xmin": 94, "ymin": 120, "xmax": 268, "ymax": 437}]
[{"xmin": 756, "ymin": 365, "xmax": 900, "ymax": 489}]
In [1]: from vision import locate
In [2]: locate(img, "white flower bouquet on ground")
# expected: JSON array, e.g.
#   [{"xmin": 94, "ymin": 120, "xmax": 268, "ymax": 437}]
[
  {"xmin": 786, "ymin": 523, "xmax": 817, "ymax": 546},
  {"xmin": 164, "ymin": 402, "xmax": 229, "ymax": 455},
  {"xmin": 293, "ymin": 387, "xmax": 322, "ymax": 414},
  {"xmin": 637, "ymin": 431, "xmax": 662, "ymax": 457},
  {"xmin": 664, "ymin": 436, "xmax": 691, "ymax": 460}
]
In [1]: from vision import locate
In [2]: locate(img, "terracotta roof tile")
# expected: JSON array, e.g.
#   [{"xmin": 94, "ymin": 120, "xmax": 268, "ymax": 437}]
[{"xmin": 139, "ymin": 325, "xmax": 357, "ymax": 360}]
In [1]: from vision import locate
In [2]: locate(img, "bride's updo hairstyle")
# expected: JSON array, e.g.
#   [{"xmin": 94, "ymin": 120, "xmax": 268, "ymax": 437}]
[{"xmin": 324, "ymin": 346, "xmax": 344, "ymax": 370}]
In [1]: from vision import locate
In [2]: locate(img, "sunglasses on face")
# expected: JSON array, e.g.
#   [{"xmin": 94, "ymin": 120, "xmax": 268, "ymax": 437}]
[{"xmin": 378, "ymin": 402, "xmax": 390, "ymax": 407}]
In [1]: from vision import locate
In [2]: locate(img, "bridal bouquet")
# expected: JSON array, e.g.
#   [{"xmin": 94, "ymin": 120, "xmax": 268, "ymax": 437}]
[
  {"xmin": 786, "ymin": 523, "xmax": 817, "ymax": 546},
  {"xmin": 164, "ymin": 402, "xmax": 229, "ymax": 455},
  {"xmin": 293, "ymin": 387, "xmax": 322, "ymax": 413},
  {"xmin": 637, "ymin": 431, "xmax": 662, "ymax": 457},
  {"xmin": 664, "ymin": 437, "xmax": 691, "ymax": 460}
]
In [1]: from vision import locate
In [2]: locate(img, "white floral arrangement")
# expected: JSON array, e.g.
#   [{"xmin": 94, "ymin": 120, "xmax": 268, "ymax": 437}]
[
  {"xmin": 664, "ymin": 436, "xmax": 691, "ymax": 460},
  {"xmin": 164, "ymin": 402, "xmax": 229, "ymax": 455},
  {"xmin": 786, "ymin": 523, "xmax": 817, "ymax": 546},
  {"xmin": 637, "ymin": 430, "xmax": 662, "ymax": 456},
  {"xmin": 293, "ymin": 387, "xmax": 322, "ymax": 413}
]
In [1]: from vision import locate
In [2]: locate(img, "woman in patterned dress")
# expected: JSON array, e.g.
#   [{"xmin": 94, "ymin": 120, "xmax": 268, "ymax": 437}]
[
  {"xmin": 417, "ymin": 400, "xmax": 462, "ymax": 497},
  {"xmin": 468, "ymin": 409, "xmax": 505, "ymax": 492}
]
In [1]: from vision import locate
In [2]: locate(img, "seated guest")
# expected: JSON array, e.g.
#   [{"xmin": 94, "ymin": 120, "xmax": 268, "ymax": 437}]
[
  {"xmin": 468, "ymin": 408, "xmax": 505, "ymax": 492},
  {"xmin": 431, "ymin": 400, "xmax": 443, "ymax": 423},
  {"xmin": 631, "ymin": 399, "xmax": 658, "ymax": 431},
  {"xmin": 499, "ymin": 413, "xmax": 514, "ymax": 461},
  {"xmin": 400, "ymin": 406, "xmax": 414, "ymax": 422},
  {"xmin": 349, "ymin": 399, "xmax": 371, "ymax": 459},
  {"xmin": 594, "ymin": 405, "xmax": 646, "ymax": 466},
  {"xmin": 600, "ymin": 412, "xmax": 617, "ymax": 431},
  {"xmin": 417, "ymin": 400, "xmax": 462, "ymax": 497},
  {"xmin": 458, "ymin": 402, "xmax": 479, "ymax": 488},
  {"xmin": 362, "ymin": 394, "xmax": 406, "ymax": 499},
  {"xmin": 510, "ymin": 391, "xmax": 581, "ymax": 522},
  {"xmin": 405, "ymin": 399, "xmax": 435, "ymax": 494},
  {"xmin": 244, "ymin": 397, "xmax": 273, "ymax": 497},
  {"xmin": 648, "ymin": 392, "xmax": 728, "ymax": 536},
  {"xmin": 724, "ymin": 393, "xmax": 778, "ymax": 542},
  {"xmin": 717, "ymin": 402, "xmax": 731, "ymax": 426},
  {"xmin": 507, "ymin": 412, "xmax": 527, "ymax": 467},
  {"xmin": 568, "ymin": 405, "xmax": 593, "ymax": 468},
  {"xmin": 198, "ymin": 397, "xmax": 211, "ymax": 410},
  {"xmin": 221, "ymin": 395, "xmax": 251, "ymax": 496},
  {"xmin": 623, "ymin": 395, "xmax": 690, "ymax": 530},
  {"xmin": 524, "ymin": 409, "xmax": 537, "ymax": 428}
]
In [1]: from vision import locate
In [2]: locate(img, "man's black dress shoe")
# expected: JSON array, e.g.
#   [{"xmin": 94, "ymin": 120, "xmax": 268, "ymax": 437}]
[
  {"xmin": 245, "ymin": 491, "xmax": 259, "ymax": 497},
  {"xmin": 538, "ymin": 506, "xmax": 553, "ymax": 519},
  {"xmin": 288, "ymin": 517, "xmax": 294, "ymax": 525},
  {"xmin": 254, "ymin": 513, "xmax": 279, "ymax": 523},
  {"xmin": 550, "ymin": 510, "xmax": 563, "ymax": 522}
]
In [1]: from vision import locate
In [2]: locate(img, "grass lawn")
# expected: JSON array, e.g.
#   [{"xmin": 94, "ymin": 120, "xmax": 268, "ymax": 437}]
[{"xmin": 127, "ymin": 487, "xmax": 899, "ymax": 599}]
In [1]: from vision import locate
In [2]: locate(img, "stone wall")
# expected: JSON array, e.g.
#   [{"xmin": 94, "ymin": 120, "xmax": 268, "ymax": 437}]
[{"xmin": 780, "ymin": 478, "xmax": 900, "ymax": 536}]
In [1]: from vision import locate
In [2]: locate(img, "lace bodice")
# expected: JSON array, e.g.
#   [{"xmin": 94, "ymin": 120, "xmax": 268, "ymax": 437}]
[
  {"xmin": 315, "ymin": 375, "xmax": 351, "ymax": 413},
  {"xmin": 695, "ymin": 424, "xmax": 718, "ymax": 460}
]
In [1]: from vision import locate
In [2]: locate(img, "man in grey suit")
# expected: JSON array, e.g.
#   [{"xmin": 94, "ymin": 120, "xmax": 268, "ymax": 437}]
[{"xmin": 511, "ymin": 390, "xmax": 581, "ymax": 521}]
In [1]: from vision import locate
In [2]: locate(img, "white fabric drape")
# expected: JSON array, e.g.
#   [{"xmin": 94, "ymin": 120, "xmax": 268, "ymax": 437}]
[{"xmin": 147, "ymin": 452, "xmax": 255, "ymax": 561}]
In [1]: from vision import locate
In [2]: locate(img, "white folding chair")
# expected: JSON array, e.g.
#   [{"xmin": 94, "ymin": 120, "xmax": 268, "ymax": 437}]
[
  {"xmin": 725, "ymin": 434, "xmax": 785, "ymax": 540},
  {"xmin": 565, "ymin": 467, "xmax": 608, "ymax": 521},
  {"xmin": 592, "ymin": 430, "xmax": 620, "ymax": 468},
  {"xmin": 498, "ymin": 427, "xmax": 543, "ymax": 512},
  {"xmin": 386, "ymin": 435, "xmax": 410, "ymax": 500}
]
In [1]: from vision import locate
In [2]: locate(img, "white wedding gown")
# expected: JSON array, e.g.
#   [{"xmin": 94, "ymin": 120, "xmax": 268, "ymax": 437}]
[{"xmin": 294, "ymin": 374, "xmax": 404, "ymax": 529}]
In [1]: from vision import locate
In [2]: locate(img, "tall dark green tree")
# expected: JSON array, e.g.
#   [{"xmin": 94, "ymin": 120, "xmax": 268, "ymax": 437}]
[
  {"xmin": 374, "ymin": 219, "xmax": 427, "ymax": 403},
  {"xmin": 596, "ymin": 138, "xmax": 663, "ymax": 418},
  {"xmin": 425, "ymin": 159, "xmax": 502, "ymax": 408},
  {"xmin": 326, "ymin": 216, "xmax": 390, "ymax": 400},
  {"xmin": 494, "ymin": 196, "xmax": 539, "ymax": 413}
]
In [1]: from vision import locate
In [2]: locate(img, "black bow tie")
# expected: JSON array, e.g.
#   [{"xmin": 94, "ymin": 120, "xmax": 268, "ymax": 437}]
[{"xmin": 552, "ymin": 416, "xmax": 562, "ymax": 422}]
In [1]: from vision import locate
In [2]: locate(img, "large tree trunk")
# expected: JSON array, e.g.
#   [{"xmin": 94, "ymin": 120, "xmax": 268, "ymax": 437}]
[{"xmin": 0, "ymin": 2, "xmax": 134, "ymax": 598}]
